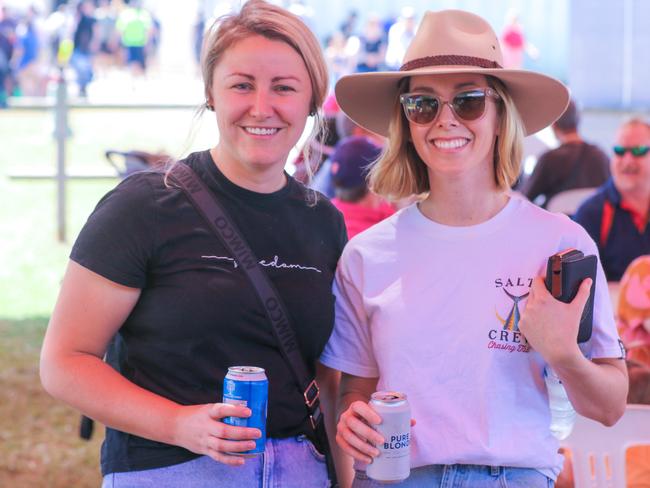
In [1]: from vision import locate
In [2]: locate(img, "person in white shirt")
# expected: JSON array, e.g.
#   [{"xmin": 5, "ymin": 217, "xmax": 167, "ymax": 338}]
[
  {"xmin": 321, "ymin": 9, "xmax": 628, "ymax": 488},
  {"xmin": 384, "ymin": 6, "xmax": 416, "ymax": 70}
]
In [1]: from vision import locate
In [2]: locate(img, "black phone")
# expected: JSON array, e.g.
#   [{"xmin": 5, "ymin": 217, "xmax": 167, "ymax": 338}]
[{"xmin": 545, "ymin": 248, "xmax": 596, "ymax": 343}]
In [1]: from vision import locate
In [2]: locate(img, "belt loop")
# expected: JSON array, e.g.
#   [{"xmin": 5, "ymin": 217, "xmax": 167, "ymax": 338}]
[{"xmin": 491, "ymin": 465, "xmax": 500, "ymax": 476}]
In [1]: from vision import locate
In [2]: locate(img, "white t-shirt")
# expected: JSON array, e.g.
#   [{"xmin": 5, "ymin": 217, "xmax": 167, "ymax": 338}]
[{"xmin": 320, "ymin": 195, "xmax": 622, "ymax": 478}]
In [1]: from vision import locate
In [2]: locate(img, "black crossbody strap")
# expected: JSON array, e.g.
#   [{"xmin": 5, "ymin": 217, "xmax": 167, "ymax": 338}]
[{"xmin": 170, "ymin": 162, "xmax": 324, "ymax": 426}]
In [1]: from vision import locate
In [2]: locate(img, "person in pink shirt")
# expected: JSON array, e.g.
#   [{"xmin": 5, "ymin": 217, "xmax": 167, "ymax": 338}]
[{"xmin": 330, "ymin": 136, "xmax": 395, "ymax": 238}]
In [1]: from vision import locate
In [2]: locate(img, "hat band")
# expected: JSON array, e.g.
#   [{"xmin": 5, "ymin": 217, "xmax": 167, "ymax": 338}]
[{"xmin": 400, "ymin": 55, "xmax": 502, "ymax": 72}]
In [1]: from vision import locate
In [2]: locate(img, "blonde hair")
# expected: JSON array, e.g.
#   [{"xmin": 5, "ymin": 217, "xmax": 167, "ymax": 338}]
[
  {"xmin": 369, "ymin": 76, "xmax": 524, "ymax": 200},
  {"xmin": 200, "ymin": 0, "xmax": 329, "ymax": 182}
]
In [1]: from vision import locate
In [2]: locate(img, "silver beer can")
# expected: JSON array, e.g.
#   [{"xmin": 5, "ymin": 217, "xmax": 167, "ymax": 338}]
[{"xmin": 366, "ymin": 391, "xmax": 411, "ymax": 484}]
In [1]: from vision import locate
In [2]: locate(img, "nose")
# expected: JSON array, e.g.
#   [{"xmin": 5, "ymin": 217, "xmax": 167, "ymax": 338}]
[
  {"xmin": 436, "ymin": 101, "xmax": 458, "ymax": 127},
  {"xmin": 250, "ymin": 89, "xmax": 273, "ymax": 119},
  {"xmin": 615, "ymin": 150, "xmax": 636, "ymax": 168}
]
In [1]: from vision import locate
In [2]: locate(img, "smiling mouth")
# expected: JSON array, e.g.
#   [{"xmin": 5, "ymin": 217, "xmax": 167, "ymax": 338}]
[
  {"xmin": 432, "ymin": 138, "xmax": 470, "ymax": 150},
  {"xmin": 244, "ymin": 127, "xmax": 280, "ymax": 136}
]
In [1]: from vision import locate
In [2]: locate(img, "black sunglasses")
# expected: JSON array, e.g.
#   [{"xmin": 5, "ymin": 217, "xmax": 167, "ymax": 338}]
[
  {"xmin": 613, "ymin": 145, "xmax": 650, "ymax": 157},
  {"xmin": 399, "ymin": 88, "xmax": 501, "ymax": 125}
]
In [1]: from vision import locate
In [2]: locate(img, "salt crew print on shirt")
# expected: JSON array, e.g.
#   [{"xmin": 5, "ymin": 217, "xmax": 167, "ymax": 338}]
[
  {"xmin": 201, "ymin": 254, "xmax": 323, "ymax": 273},
  {"xmin": 489, "ymin": 275, "xmax": 534, "ymax": 353}
]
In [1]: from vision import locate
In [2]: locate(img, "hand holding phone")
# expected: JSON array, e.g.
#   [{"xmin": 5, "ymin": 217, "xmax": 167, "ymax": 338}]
[{"xmin": 545, "ymin": 248, "xmax": 596, "ymax": 343}]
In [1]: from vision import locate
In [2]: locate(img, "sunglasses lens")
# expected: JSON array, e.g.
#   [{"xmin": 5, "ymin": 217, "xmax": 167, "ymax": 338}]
[
  {"xmin": 613, "ymin": 146, "xmax": 650, "ymax": 157},
  {"xmin": 452, "ymin": 91, "xmax": 487, "ymax": 121},
  {"xmin": 402, "ymin": 95, "xmax": 439, "ymax": 124}
]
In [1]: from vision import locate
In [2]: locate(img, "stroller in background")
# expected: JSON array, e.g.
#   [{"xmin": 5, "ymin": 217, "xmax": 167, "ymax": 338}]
[{"xmin": 104, "ymin": 149, "xmax": 170, "ymax": 179}]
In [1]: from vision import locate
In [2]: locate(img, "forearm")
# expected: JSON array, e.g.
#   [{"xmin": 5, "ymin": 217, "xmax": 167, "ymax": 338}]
[
  {"xmin": 336, "ymin": 374, "xmax": 379, "ymax": 446},
  {"xmin": 337, "ymin": 380, "xmax": 376, "ymax": 420},
  {"xmin": 41, "ymin": 351, "xmax": 182, "ymax": 445},
  {"xmin": 554, "ymin": 356, "xmax": 628, "ymax": 425}
]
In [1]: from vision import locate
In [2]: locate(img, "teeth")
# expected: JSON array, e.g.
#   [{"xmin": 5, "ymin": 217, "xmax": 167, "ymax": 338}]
[
  {"xmin": 433, "ymin": 138, "xmax": 468, "ymax": 149},
  {"xmin": 245, "ymin": 127, "xmax": 279, "ymax": 136}
]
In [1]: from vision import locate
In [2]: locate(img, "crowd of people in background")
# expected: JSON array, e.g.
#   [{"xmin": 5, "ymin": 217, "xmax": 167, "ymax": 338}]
[
  {"xmin": 0, "ymin": 0, "xmax": 160, "ymax": 106},
  {"xmin": 0, "ymin": 1, "xmax": 543, "ymax": 108}
]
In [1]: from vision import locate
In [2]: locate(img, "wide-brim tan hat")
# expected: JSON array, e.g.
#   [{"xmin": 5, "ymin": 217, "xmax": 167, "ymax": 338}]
[{"xmin": 335, "ymin": 9, "xmax": 570, "ymax": 137}]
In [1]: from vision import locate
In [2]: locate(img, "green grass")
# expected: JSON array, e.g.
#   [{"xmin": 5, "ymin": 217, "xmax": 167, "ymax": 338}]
[
  {"xmin": 0, "ymin": 107, "xmax": 215, "ymax": 486},
  {"xmin": 0, "ymin": 318, "xmax": 104, "ymax": 487},
  {"xmin": 0, "ymin": 107, "xmax": 216, "ymax": 319}
]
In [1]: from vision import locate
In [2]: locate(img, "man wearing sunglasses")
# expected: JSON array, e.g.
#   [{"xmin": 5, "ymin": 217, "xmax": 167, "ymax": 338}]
[
  {"xmin": 574, "ymin": 118, "xmax": 650, "ymax": 281},
  {"xmin": 521, "ymin": 99, "xmax": 610, "ymax": 208}
]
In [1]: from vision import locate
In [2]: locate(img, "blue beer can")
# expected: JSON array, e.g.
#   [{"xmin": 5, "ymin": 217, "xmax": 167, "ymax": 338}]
[{"xmin": 222, "ymin": 366, "xmax": 268, "ymax": 456}]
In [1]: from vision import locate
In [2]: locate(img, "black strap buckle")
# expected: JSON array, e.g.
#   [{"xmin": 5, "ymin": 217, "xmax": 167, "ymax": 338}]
[
  {"xmin": 303, "ymin": 379, "xmax": 320, "ymax": 409},
  {"xmin": 309, "ymin": 404, "xmax": 323, "ymax": 430}
]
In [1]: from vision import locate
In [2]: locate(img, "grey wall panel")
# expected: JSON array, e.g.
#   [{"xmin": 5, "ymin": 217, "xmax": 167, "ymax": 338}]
[{"xmin": 630, "ymin": 0, "xmax": 650, "ymax": 109}]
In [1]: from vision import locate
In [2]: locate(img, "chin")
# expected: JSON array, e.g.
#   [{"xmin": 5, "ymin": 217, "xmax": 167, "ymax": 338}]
[{"xmin": 248, "ymin": 157, "xmax": 285, "ymax": 169}]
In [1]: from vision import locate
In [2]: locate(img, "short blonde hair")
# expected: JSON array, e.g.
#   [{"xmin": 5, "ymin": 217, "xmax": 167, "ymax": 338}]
[
  {"xmin": 201, "ymin": 0, "xmax": 329, "ymax": 182},
  {"xmin": 369, "ymin": 76, "xmax": 524, "ymax": 200}
]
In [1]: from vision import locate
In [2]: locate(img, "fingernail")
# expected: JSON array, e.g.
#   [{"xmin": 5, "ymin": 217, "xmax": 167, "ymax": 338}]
[
  {"xmin": 248, "ymin": 442, "xmax": 257, "ymax": 449},
  {"xmin": 254, "ymin": 429, "xmax": 262, "ymax": 438}
]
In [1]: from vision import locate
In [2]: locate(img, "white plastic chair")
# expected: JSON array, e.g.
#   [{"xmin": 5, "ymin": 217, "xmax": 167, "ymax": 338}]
[
  {"xmin": 546, "ymin": 187, "xmax": 598, "ymax": 215},
  {"xmin": 560, "ymin": 404, "xmax": 650, "ymax": 487}
]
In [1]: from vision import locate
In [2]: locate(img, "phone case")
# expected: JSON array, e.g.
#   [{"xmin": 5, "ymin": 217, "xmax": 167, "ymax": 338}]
[{"xmin": 545, "ymin": 248, "xmax": 596, "ymax": 343}]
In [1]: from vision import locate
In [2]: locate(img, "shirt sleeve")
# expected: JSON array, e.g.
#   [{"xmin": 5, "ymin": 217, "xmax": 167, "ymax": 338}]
[
  {"xmin": 70, "ymin": 173, "xmax": 158, "ymax": 288},
  {"xmin": 320, "ymin": 250, "xmax": 379, "ymax": 377}
]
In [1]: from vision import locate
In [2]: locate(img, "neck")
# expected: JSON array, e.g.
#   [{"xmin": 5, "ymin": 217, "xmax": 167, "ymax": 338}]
[
  {"xmin": 620, "ymin": 188, "xmax": 650, "ymax": 218},
  {"xmin": 419, "ymin": 157, "xmax": 509, "ymax": 225},
  {"xmin": 210, "ymin": 146, "xmax": 287, "ymax": 193},
  {"xmin": 420, "ymin": 175, "xmax": 509, "ymax": 226},
  {"xmin": 557, "ymin": 131, "xmax": 582, "ymax": 145}
]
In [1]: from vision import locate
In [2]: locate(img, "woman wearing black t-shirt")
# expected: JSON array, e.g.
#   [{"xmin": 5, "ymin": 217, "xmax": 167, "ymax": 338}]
[{"xmin": 40, "ymin": 1, "xmax": 346, "ymax": 486}]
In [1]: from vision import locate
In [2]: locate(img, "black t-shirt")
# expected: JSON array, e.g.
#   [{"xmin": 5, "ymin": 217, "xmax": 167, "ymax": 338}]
[{"xmin": 70, "ymin": 150, "xmax": 347, "ymax": 474}]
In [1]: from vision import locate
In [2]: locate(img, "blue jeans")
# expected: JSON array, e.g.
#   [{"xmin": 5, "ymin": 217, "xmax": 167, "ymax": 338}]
[
  {"xmin": 353, "ymin": 464, "xmax": 554, "ymax": 487},
  {"xmin": 101, "ymin": 435, "xmax": 329, "ymax": 488}
]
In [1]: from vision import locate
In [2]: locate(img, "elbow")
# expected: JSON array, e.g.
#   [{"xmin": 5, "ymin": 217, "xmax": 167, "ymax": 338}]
[
  {"xmin": 600, "ymin": 402, "xmax": 626, "ymax": 427},
  {"xmin": 587, "ymin": 396, "xmax": 627, "ymax": 427},
  {"xmin": 575, "ymin": 396, "xmax": 627, "ymax": 427}
]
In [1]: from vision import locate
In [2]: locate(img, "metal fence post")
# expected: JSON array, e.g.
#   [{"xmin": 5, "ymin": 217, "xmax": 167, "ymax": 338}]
[{"xmin": 54, "ymin": 67, "xmax": 68, "ymax": 242}]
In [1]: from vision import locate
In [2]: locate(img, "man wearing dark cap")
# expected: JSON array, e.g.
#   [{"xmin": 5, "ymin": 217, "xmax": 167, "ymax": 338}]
[
  {"xmin": 522, "ymin": 99, "xmax": 610, "ymax": 208},
  {"xmin": 330, "ymin": 136, "xmax": 394, "ymax": 239}
]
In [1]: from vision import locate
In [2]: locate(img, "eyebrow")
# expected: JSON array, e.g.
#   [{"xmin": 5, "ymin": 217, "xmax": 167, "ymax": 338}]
[
  {"xmin": 409, "ymin": 81, "xmax": 479, "ymax": 93},
  {"xmin": 226, "ymin": 73, "xmax": 301, "ymax": 82}
]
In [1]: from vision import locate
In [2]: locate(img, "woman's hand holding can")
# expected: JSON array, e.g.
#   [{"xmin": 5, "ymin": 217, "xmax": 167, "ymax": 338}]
[
  {"xmin": 336, "ymin": 400, "xmax": 384, "ymax": 463},
  {"xmin": 172, "ymin": 403, "xmax": 262, "ymax": 466}
]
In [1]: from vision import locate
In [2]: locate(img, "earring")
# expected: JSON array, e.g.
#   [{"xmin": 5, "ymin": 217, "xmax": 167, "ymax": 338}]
[{"xmin": 205, "ymin": 101, "xmax": 214, "ymax": 111}]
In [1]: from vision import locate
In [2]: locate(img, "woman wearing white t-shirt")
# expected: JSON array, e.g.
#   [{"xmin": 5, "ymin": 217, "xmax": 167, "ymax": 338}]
[{"xmin": 320, "ymin": 10, "xmax": 628, "ymax": 488}]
